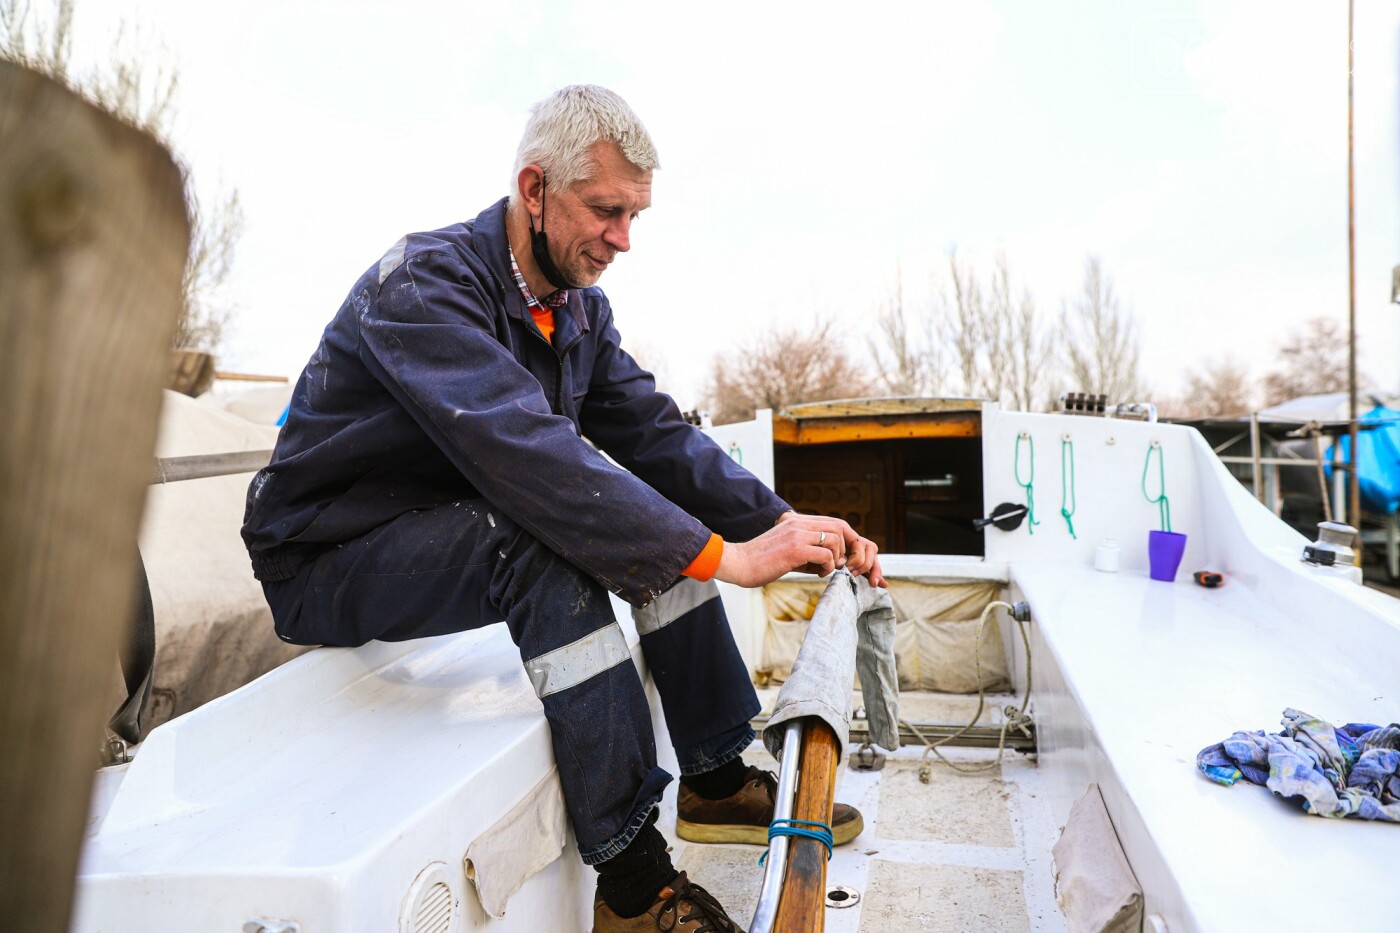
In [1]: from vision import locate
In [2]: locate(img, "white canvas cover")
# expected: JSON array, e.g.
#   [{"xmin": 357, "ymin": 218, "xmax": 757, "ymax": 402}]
[
  {"xmin": 463, "ymin": 771, "xmax": 569, "ymax": 919},
  {"xmin": 1052, "ymin": 783, "xmax": 1144, "ymax": 933},
  {"xmin": 129, "ymin": 391, "xmax": 304, "ymax": 730},
  {"xmin": 762, "ymin": 577, "xmax": 1009, "ymax": 693}
]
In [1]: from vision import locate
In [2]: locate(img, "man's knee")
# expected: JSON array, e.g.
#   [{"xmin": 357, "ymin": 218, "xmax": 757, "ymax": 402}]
[{"xmin": 495, "ymin": 533, "xmax": 626, "ymax": 675}]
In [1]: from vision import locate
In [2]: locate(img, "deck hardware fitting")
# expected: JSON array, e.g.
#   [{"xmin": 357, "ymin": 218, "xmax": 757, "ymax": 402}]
[
  {"xmin": 1302, "ymin": 521, "xmax": 1359, "ymax": 567},
  {"xmin": 974, "ymin": 501, "xmax": 1030, "ymax": 533},
  {"xmin": 849, "ymin": 743, "xmax": 886, "ymax": 772},
  {"xmin": 103, "ymin": 734, "xmax": 130, "ymax": 766},
  {"xmin": 825, "ymin": 885, "xmax": 861, "ymax": 909}
]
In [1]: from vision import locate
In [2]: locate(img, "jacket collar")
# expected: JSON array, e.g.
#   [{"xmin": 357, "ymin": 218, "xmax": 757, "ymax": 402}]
[{"xmin": 471, "ymin": 197, "xmax": 590, "ymax": 337}]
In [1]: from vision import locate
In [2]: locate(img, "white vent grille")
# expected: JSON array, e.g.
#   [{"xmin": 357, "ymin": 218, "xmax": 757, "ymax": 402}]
[
  {"xmin": 400, "ymin": 862, "xmax": 458, "ymax": 933},
  {"xmin": 414, "ymin": 881, "xmax": 453, "ymax": 933}
]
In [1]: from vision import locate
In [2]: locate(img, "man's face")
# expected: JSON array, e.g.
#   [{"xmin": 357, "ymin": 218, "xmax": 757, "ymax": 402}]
[{"xmin": 540, "ymin": 141, "xmax": 652, "ymax": 289}]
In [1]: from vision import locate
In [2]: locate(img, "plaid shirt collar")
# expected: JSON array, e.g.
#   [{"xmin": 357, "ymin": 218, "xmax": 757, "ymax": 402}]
[{"xmin": 508, "ymin": 245, "xmax": 569, "ymax": 313}]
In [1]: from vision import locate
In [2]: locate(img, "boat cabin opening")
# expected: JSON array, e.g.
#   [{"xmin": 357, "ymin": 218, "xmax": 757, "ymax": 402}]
[{"xmin": 770, "ymin": 398, "xmax": 985, "ymax": 557}]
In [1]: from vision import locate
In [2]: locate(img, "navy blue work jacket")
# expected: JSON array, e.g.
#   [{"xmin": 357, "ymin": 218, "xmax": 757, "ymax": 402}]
[{"xmin": 242, "ymin": 198, "xmax": 789, "ymax": 607}]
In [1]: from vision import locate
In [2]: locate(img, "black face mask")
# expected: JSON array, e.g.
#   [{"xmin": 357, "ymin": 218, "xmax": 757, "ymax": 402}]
[{"xmin": 529, "ymin": 177, "xmax": 582, "ymax": 292}]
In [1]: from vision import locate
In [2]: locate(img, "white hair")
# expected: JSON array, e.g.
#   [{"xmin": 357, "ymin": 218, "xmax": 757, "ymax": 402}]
[{"xmin": 511, "ymin": 85, "xmax": 659, "ymax": 199}]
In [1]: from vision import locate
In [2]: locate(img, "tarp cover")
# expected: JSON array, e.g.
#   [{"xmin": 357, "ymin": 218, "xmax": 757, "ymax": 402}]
[
  {"xmin": 129, "ymin": 391, "xmax": 304, "ymax": 730},
  {"xmin": 1052, "ymin": 783, "xmax": 1144, "ymax": 933},
  {"xmin": 763, "ymin": 571, "xmax": 899, "ymax": 757},
  {"xmin": 1328, "ymin": 405, "xmax": 1400, "ymax": 515},
  {"xmin": 763, "ymin": 578, "xmax": 1008, "ymax": 693},
  {"xmin": 463, "ymin": 770, "xmax": 568, "ymax": 919}
]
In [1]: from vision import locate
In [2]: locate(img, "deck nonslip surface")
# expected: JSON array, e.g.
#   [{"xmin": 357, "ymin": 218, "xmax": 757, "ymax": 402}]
[{"xmin": 658, "ymin": 690, "xmax": 1065, "ymax": 932}]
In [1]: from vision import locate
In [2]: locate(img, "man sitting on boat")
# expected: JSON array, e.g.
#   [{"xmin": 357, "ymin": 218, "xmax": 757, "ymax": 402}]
[{"xmin": 241, "ymin": 84, "xmax": 884, "ymax": 931}]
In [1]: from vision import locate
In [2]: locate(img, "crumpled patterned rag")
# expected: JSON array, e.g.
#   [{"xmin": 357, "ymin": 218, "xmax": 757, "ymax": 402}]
[{"xmin": 1197, "ymin": 708, "xmax": 1400, "ymax": 821}]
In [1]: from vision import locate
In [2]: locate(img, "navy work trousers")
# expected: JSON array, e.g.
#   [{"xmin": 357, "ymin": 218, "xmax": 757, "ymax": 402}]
[{"xmin": 261, "ymin": 499, "xmax": 760, "ymax": 864}]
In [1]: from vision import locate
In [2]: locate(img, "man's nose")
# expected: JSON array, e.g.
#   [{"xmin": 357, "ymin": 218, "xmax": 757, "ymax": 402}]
[{"xmin": 603, "ymin": 215, "xmax": 631, "ymax": 253}]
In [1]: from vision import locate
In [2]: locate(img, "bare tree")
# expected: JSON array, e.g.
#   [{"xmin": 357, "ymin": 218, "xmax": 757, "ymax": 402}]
[
  {"xmin": 1174, "ymin": 356, "xmax": 1255, "ymax": 419},
  {"xmin": 984, "ymin": 253, "xmax": 1052, "ymax": 411},
  {"xmin": 703, "ymin": 319, "xmax": 877, "ymax": 425},
  {"xmin": 940, "ymin": 251, "xmax": 986, "ymax": 398},
  {"xmin": 868, "ymin": 266, "xmax": 943, "ymax": 397},
  {"xmin": 1261, "ymin": 316, "xmax": 1364, "ymax": 406},
  {"xmin": 931, "ymin": 249, "xmax": 1052, "ymax": 410},
  {"xmin": 2, "ymin": 0, "xmax": 243, "ymax": 356},
  {"xmin": 1059, "ymin": 255, "xmax": 1142, "ymax": 401}
]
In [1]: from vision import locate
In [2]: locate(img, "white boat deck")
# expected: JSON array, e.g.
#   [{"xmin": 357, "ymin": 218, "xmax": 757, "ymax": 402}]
[{"xmin": 1016, "ymin": 559, "xmax": 1400, "ymax": 933}]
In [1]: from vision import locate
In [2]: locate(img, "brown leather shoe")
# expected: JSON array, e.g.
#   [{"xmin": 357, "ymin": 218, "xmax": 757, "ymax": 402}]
[
  {"xmin": 675, "ymin": 766, "xmax": 863, "ymax": 846},
  {"xmin": 592, "ymin": 871, "xmax": 744, "ymax": 932}
]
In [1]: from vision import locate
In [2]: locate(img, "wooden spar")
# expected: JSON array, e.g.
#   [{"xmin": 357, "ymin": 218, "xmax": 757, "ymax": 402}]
[
  {"xmin": 772, "ymin": 410, "xmax": 980, "ymax": 446},
  {"xmin": 0, "ymin": 62, "xmax": 189, "ymax": 932},
  {"xmin": 773, "ymin": 718, "xmax": 842, "ymax": 931}
]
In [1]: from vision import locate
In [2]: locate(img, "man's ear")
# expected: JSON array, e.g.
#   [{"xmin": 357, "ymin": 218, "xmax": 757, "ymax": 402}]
[{"xmin": 517, "ymin": 165, "xmax": 545, "ymax": 219}]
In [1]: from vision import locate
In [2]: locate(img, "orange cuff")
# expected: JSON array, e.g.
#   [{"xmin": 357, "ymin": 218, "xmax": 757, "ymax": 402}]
[{"xmin": 682, "ymin": 533, "xmax": 723, "ymax": 582}]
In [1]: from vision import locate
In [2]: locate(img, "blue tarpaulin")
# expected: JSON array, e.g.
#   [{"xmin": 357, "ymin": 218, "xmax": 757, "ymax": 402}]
[{"xmin": 1327, "ymin": 406, "xmax": 1400, "ymax": 516}]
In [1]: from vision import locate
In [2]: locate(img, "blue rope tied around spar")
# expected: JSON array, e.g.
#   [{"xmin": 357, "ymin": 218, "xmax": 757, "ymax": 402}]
[{"xmin": 757, "ymin": 819, "xmax": 834, "ymax": 865}]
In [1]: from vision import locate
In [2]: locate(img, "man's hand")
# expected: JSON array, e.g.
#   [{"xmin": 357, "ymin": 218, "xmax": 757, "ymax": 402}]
[{"xmin": 713, "ymin": 511, "xmax": 886, "ymax": 589}]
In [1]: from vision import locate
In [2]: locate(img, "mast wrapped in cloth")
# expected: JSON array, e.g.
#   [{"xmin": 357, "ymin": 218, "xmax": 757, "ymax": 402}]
[{"xmin": 763, "ymin": 569, "xmax": 899, "ymax": 758}]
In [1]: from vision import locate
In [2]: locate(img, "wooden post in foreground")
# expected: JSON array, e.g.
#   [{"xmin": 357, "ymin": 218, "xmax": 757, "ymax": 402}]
[
  {"xmin": 0, "ymin": 62, "xmax": 189, "ymax": 932},
  {"xmin": 774, "ymin": 719, "xmax": 842, "ymax": 932}
]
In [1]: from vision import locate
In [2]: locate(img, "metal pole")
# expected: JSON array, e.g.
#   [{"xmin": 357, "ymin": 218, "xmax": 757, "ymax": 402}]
[
  {"xmin": 1347, "ymin": 0, "xmax": 1362, "ymax": 559},
  {"xmin": 1332, "ymin": 439, "xmax": 1348, "ymax": 524},
  {"xmin": 1250, "ymin": 413, "xmax": 1264, "ymax": 504},
  {"xmin": 151, "ymin": 449, "xmax": 274, "ymax": 484},
  {"xmin": 750, "ymin": 721, "xmax": 804, "ymax": 933},
  {"xmin": 1314, "ymin": 430, "xmax": 1334, "ymax": 522}
]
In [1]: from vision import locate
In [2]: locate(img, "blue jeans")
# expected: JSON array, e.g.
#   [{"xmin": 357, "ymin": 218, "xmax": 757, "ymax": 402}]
[{"xmin": 262, "ymin": 499, "xmax": 760, "ymax": 864}]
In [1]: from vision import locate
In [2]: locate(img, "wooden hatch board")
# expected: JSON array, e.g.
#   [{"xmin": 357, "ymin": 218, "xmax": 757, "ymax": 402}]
[{"xmin": 771, "ymin": 410, "xmax": 981, "ymax": 446}]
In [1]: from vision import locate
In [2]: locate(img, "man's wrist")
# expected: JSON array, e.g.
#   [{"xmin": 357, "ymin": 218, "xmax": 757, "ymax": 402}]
[
  {"xmin": 682, "ymin": 532, "xmax": 724, "ymax": 582},
  {"xmin": 775, "ymin": 509, "xmax": 796, "ymax": 526}
]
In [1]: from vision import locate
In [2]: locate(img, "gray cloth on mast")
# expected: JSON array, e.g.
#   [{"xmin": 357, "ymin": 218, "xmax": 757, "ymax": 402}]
[
  {"xmin": 763, "ymin": 570, "xmax": 899, "ymax": 759},
  {"xmin": 855, "ymin": 579, "xmax": 899, "ymax": 751}
]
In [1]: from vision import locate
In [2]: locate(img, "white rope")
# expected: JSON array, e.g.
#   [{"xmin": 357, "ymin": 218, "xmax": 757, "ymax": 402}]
[{"xmin": 904, "ymin": 599, "xmax": 1035, "ymax": 780}]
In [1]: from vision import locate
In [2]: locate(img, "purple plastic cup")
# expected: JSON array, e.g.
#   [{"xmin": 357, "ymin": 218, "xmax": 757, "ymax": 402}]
[{"xmin": 1148, "ymin": 530, "xmax": 1187, "ymax": 582}]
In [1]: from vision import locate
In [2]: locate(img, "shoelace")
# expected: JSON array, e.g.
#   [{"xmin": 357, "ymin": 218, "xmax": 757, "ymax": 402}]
[{"xmin": 655, "ymin": 876, "xmax": 735, "ymax": 932}]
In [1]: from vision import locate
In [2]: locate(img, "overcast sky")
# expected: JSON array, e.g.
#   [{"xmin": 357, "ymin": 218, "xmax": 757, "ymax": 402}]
[{"xmin": 70, "ymin": 0, "xmax": 1400, "ymax": 408}]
